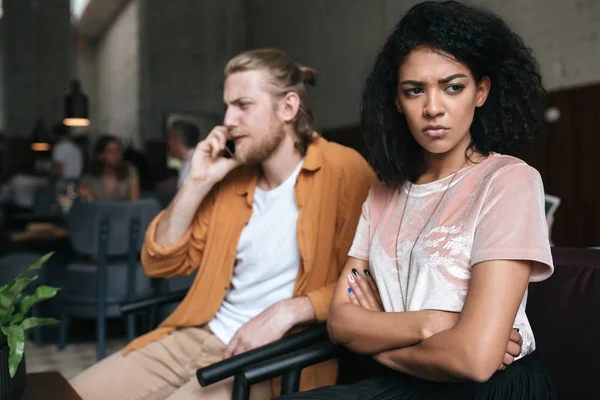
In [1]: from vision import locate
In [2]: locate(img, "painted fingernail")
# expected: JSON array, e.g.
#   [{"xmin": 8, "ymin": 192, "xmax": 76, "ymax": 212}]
[
  {"xmin": 352, "ymin": 268, "xmax": 360, "ymax": 276},
  {"xmin": 348, "ymin": 287, "xmax": 354, "ymax": 294},
  {"xmin": 348, "ymin": 274, "xmax": 355, "ymax": 283},
  {"xmin": 364, "ymin": 269, "xmax": 371, "ymax": 277}
]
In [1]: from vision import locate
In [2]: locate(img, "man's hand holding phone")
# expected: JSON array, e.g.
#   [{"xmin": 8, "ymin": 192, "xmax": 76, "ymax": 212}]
[{"xmin": 188, "ymin": 126, "xmax": 240, "ymax": 185}]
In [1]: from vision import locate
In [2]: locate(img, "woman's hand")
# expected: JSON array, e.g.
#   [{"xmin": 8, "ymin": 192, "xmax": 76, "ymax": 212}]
[
  {"xmin": 346, "ymin": 268, "xmax": 384, "ymax": 311},
  {"xmin": 499, "ymin": 328, "xmax": 522, "ymax": 370}
]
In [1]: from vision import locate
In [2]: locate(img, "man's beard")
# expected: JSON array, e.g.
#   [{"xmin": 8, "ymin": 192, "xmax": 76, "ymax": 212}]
[{"xmin": 234, "ymin": 123, "xmax": 286, "ymax": 165}]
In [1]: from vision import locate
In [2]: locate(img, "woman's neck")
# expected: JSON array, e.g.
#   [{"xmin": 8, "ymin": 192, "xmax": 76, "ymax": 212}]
[{"xmin": 418, "ymin": 147, "xmax": 481, "ymax": 185}]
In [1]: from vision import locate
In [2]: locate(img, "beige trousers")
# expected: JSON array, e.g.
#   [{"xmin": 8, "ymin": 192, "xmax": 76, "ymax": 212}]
[{"xmin": 69, "ymin": 326, "xmax": 272, "ymax": 400}]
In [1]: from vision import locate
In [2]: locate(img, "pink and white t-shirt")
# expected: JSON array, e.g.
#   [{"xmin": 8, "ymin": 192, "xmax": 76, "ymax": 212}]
[{"xmin": 348, "ymin": 153, "xmax": 553, "ymax": 358}]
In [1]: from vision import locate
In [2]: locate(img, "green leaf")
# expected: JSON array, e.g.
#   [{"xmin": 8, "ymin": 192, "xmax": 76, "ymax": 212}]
[
  {"xmin": 0, "ymin": 277, "xmax": 36, "ymax": 323},
  {"xmin": 19, "ymin": 317, "xmax": 58, "ymax": 331},
  {"xmin": 5, "ymin": 276, "xmax": 36, "ymax": 298},
  {"xmin": 0, "ymin": 254, "xmax": 54, "ymax": 321},
  {"xmin": 0, "ymin": 305, "xmax": 15, "ymax": 327},
  {"xmin": 9, "ymin": 313, "xmax": 24, "ymax": 327},
  {"xmin": 0, "ymin": 252, "xmax": 58, "ymax": 358},
  {"xmin": 4, "ymin": 252, "xmax": 53, "ymax": 293},
  {"xmin": 19, "ymin": 252, "xmax": 54, "ymax": 277},
  {"xmin": 0, "ymin": 326, "xmax": 24, "ymax": 378},
  {"xmin": 0, "ymin": 283, "xmax": 9, "ymax": 295},
  {"xmin": 18, "ymin": 285, "xmax": 59, "ymax": 318}
]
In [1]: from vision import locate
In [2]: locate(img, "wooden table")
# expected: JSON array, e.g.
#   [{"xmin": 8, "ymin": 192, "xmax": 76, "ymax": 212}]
[{"xmin": 22, "ymin": 371, "xmax": 82, "ymax": 400}]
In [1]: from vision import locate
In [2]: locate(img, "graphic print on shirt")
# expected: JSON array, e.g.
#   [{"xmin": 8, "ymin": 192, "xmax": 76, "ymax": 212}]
[{"xmin": 423, "ymin": 225, "xmax": 472, "ymax": 287}]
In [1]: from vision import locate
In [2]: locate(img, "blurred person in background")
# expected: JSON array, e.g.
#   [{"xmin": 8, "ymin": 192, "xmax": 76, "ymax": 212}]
[
  {"xmin": 51, "ymin": 123, "xmax": 83, "ymax": 181},
  {"xmin": 166, "ymin": 120, "xmax": 201, "ymax": 188},
  {"xmin": 79, "ymin": 135, "xmax": 140, "ymax": 201}
]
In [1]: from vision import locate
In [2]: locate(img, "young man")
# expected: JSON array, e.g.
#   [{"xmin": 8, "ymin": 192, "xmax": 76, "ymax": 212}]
[
  {"xmin": 166, "ymin": 120, "xmax": 201, "ymax": 188},
  {"xmin": 71, "ymin": 48, "xmax": 377, "ymax": 400}
]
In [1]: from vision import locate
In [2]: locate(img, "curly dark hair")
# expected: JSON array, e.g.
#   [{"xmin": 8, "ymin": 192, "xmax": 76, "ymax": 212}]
[{"xmin": 362, "ymin": 1, "xmax": 545, "ymax": 187}]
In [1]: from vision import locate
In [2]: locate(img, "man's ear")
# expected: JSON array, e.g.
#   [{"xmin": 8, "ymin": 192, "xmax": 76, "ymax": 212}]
[{"xmin": 278, "ymin": 92, "xmax": 301, "ymax": 122}]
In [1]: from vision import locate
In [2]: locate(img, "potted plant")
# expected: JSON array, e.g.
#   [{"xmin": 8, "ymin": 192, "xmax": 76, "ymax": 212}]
[{"xmin": 0, "ymin": 252, "xmax": 59, "ymax": 400}]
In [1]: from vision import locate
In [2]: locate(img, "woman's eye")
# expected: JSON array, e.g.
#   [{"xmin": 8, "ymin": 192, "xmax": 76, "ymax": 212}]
[
  {"xmin": 446, "ymin": 84, "xmax": 464, "ymax": 93},
  {"xmin": 405, "ymin": 88, "xmax": 424, "ymax": 96}
]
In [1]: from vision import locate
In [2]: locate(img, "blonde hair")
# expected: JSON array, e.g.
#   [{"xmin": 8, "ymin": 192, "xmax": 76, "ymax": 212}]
[{"xmin": 225, "ymin": 48, "xmax": 318, "ymax": 155}]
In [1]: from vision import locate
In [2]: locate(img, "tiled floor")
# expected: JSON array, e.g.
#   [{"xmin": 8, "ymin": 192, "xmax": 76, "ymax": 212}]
[{"xmin": 24, "ymin": 339, "xmax": 127, "ymax": 380}]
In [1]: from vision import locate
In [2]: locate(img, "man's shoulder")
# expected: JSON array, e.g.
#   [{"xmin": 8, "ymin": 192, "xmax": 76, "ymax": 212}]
[{"xmin": 319, "ymin": 139, "xmax": 371, "ymax": 173}]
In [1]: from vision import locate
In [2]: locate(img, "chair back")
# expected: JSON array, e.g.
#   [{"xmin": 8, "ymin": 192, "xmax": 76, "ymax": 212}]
[
  {"xmin": 526, "ymin": 247, "xmax": 600, "ymax": 399},
  {"xmin": 67, "ymin": 198, "xmax": 160, "ymax": 257},
  {"xmin": 33, "ymin": 185, "xmax": 62, "ymax": 219}
]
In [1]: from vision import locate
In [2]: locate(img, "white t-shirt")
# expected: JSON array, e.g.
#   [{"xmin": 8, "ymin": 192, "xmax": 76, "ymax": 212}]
[
  {"xmin": 52, "ymin": 139, "xmax": 83, "ymax": 180},
  {"xmin": 208, "ymin": 161, "xmax": 303, "ymax": 344}
]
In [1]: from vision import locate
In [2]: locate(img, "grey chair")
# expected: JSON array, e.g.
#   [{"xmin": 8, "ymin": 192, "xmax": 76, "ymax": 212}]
[
  {"xmin": 57, "ymin": 198, "xmax": 161, "ymax": 360},
  {"xmin": 33, "ymin": 185, "xmax": 64, "ymax": 221}
]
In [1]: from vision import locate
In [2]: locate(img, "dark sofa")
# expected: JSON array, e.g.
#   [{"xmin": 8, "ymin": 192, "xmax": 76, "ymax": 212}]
[{"xmin": 526, "ymin": 247, "xmax": 600, "ymax": 399}]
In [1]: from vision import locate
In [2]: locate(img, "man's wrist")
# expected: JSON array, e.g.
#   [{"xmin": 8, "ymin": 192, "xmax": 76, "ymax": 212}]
[
  {"xmin": 278, "ymin": 296, "xmax": 316, "ymax": 328},
  {"xmin": 182, "ymin": 174, "xmax": 217, "ymax": 192}
]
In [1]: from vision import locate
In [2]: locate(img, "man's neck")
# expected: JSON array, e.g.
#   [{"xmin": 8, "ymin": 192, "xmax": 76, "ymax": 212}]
[{"xmin": 259, "ymin": 134, "xmax": 303, "ymax": 191}]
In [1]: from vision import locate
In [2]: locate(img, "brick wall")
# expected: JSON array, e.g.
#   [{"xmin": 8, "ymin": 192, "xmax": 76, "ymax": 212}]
[
  {"xmin": 0, "ymin": 21, "xmax": 5, "ymax": 131},
  {"xmin": 2, "ymin": 0, "xmax": 71, "ymax": 138},
  {"xmin": 83, "ymin": 0, "xmax": 600, "ymax": 141},
  {"xmin": 74, "ymin": 42, "xmax": 99, "ymax": 139},
  {"xmin": 139, "ymin": 0, "xmax": 247, "ymax": 142},
  {"xmin": 96, "ymin": 0, "xmax": 141, "ymax": 148},
  {"xmin": 486, "ymin": 0, "xmax": 600, "ymax": 91}
]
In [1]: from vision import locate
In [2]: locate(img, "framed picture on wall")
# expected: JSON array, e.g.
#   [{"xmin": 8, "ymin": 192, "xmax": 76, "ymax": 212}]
[{"xmin": 163, "ymin": 111, "xmax": 221, "ymax": 170}]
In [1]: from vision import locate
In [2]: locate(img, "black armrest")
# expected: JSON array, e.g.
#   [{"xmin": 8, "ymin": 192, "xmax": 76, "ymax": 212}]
[
  {"xmin": 243, "ymin": 341, "xmax": 339, "ymax": 390},
  {"xmin": 197, "ymin": 323, "xmax": 328, "ymax": 387},
  {"xmin": 120, "ymin": 289, "xmax": 187, "ymax": 315}
]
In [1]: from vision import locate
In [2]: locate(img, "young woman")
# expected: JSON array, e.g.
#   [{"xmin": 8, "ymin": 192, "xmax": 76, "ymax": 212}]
[
  {"xmin": 79, "ymin": 135, "xmax": 140, "ymax": 202},
  {"xmin": 278, "ymin": 1, "xmax": 555, "ymax": 399}
]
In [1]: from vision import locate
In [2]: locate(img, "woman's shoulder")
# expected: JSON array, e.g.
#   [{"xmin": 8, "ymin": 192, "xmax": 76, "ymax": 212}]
[
  {"xmin": 473, "ymin": 153, "xmax": 541, "ymax": 185},
  {"xmin": 369, "ymin": 182, "xmax": 396, "ymax": 202},
  {"xmin": 364, "ymin": 182, "xmax": 398, "ymax": 218}
]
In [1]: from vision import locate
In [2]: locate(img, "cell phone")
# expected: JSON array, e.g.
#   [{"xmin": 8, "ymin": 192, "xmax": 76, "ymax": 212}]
[{"xmin": 224, "ymin": 140, "xmax": 236, "ymax": 159}]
